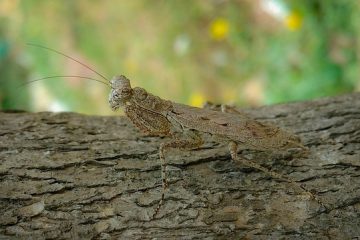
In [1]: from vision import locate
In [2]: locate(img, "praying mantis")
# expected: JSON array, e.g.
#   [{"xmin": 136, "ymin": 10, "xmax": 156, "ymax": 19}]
[{"xmin": 27, "ymin": 44, "xmax": 325, "ymax": 219}]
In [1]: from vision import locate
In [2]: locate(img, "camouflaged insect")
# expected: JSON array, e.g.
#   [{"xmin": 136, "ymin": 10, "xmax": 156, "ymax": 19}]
[
  {"xmin": 109, "ymin": 75, "xmax": 321, "ymax": 218},
  {"xmin": 27, "ymin": 44, "xmax": 324, "ymax": 219}
]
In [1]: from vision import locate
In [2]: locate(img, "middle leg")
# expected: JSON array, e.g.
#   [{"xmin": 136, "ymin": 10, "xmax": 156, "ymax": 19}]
[{"xmin": 152, "ymin": 130, "xmax": 203, "ymax": 219}]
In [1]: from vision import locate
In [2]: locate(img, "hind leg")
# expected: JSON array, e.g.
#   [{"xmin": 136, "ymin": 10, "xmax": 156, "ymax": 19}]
[{"xmin": 228, "ymin": 141, "xmax": 326, "ymax": 209}]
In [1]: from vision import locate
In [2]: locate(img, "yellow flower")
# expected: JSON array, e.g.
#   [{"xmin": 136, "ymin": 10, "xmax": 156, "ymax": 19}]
[
  {"xmin": 209, "ymin": 18, "xmax": 229, "ymax": 41},
  {"xmin": 189, "ymin": 92, "xmax": 206, "ymax": 107},
  {"xmin": 285, "ymin": 12, "xmax": 302, "ymax": 31}
]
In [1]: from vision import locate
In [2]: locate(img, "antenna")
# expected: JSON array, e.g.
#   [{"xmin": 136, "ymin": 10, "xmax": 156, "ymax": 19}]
[
  {"xmin": 19, "ymin": 75, "xmax": 110, "ymax": 88},
  {"xmin": 27, "ymin": 43, "xmax": 110, "ymax": 83}
]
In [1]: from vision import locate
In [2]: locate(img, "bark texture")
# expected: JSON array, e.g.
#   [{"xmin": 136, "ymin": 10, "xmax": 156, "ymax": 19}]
[{"xmin": 0, "ymin": 93, "xmax": 359, "ymax": 239}]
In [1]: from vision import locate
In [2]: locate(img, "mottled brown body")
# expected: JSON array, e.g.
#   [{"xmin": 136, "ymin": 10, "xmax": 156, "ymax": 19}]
[
  {"xmin": 169, "ymin": 103, "xmax": 304, "ymax": 151},
  {"xmin": 110, "ymin": 78, "xmax": 303, "ymax": 150},
  {"xmin": 109, "ymin": 75, "xmax": 321, "ymax": 218}
]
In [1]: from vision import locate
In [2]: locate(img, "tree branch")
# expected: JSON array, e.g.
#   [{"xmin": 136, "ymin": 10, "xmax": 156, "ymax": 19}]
[{"xmin": 1, "ymin": 93, "xmax": 359, "ymax": 239}]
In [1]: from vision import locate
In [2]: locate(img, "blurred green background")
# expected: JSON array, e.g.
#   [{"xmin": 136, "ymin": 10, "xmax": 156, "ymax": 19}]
[{"xmin": 0, "ymin": 0, "xmax": 359, "ymax": 115}]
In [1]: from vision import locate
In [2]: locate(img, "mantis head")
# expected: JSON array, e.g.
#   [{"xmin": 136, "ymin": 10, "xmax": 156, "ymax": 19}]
[{"xmin": 109, "ymin": 75, "xmax": 133, "ymax": 111}]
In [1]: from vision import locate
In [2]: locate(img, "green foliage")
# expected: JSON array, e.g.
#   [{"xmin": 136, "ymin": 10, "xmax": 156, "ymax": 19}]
[{"xmin": 0, "ymin": 0, "xmax": 358, "ymax": 114}]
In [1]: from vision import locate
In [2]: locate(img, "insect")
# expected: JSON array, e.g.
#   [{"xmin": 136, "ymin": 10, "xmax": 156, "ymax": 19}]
[
  {"xmin": 27, "ymin": 44, "xmax": 325, "ymax": 219},
  {"xmin": 109, "ymin": 75, "xmax": 326, "ymax": 217}
]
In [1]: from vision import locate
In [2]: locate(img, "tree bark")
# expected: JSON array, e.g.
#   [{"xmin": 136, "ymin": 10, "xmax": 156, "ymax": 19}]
[{"xmin": 0, "ymin": 93, "xmax": 359, "ymax": 239}]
